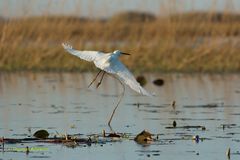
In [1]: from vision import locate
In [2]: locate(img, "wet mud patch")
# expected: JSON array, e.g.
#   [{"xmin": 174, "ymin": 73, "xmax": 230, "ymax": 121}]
[
  {"xmin": 136, "ymin": 150, "xmax": 161, "ymax": 157},
  {"xmin": 138, "ymin": 109, "xmax": 160, "ymax": 113},
  {"xmin": 220, "ymin": 124, "xmax": 238, "ymax": 129},
  {"xmin": 183, "ymin": 103, "xmax": 222, "ymax": 108},
  {"xmin": 32, "ymin": 110, "xmax": 43, "ymax": 113},
  {"xmin": 165, "ymin": 125, "xmax": 206, "ymax": 130},
  {"xmin": 30, "ymin": 156, "xmax": 51, "ymax": 159},
  {"xmin": 168, "ymin": 117, "xmax": 222, "ymax": 121},
  {"xmin": 143, "ymin": 105, "xmax": 167, "ymax": 108},
  {"xmin": 126, "ymin": 103, "xmax": 151, "ymax": 107},
  {"xmin": 48, "ymin": 110, "xmax": 64, "ymax": 114}
]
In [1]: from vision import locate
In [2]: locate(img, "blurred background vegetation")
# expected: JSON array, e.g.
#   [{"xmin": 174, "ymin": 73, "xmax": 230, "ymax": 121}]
[{"xmin": 0, "ymin": 0, "xmax": 239, "ymax": 72}]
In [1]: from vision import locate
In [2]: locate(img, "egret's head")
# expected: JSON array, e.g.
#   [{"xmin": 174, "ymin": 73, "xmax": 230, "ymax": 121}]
[{"xmin": 113, "ymin": 50, "xmax": 130, "ymax": 56}]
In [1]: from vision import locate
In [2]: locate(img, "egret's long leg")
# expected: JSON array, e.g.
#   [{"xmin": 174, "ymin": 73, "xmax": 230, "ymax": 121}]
[
  {"xmin": 88, "ymin": 70, "xmax": 102, "ymax": 88},
  {"xmin": 96, "ymin": 71, "xmax": 106, "ymax": 88},
  {"xmin": 108, "ymin": 75, "xmax": 125, "ymax": 127}
]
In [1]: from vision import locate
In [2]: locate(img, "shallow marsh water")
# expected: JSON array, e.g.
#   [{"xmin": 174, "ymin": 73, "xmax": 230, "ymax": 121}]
[{"xmin": 0, "ymin": 72, "xmax": 240, "ymax": 160}]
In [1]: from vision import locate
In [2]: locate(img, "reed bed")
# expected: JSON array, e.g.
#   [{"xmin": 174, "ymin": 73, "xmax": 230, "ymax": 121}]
[{"xmin": 0, "ymin": 11, "xmax": 239, "ymax": 72}]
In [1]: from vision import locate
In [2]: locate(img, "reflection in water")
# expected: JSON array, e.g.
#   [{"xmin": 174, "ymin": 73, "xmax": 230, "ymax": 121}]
[{"xmin": 0, "ymin": 72, "xmax": 240, "ymax": 160}]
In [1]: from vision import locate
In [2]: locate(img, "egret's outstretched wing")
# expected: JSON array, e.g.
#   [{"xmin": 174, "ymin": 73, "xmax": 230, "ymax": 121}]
[
  {"xmin": 62, "ymin": 43, "xmax": 104, "ymax": 62},
  {"xmin": 104, "ymin": 60, "xmax": 151, "ymax": 96}
]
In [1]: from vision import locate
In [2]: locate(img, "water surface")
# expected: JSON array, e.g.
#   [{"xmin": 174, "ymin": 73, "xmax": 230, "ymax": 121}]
[{"xmin": 0, "ymin": 73, "xmax": 240, "ymax": 159}]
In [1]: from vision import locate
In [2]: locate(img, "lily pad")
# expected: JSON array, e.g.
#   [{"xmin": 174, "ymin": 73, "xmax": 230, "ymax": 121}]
[
  {"xmin": 134, "ymin": 130, "xmax": 153, "ymax": 144},
  {"xmin": 33, "ymin": 130, "xmax": 49, "ymax": 139},
  {"xmin": 136, "ymin": 75, "xmax": 147, "ymax": 86},
  {"xmin": 153, "ymin": 79, "xmax": 164, "ymax": 86}
]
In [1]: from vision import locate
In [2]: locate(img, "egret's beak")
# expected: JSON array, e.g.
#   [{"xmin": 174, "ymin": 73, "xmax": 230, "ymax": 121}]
[{"xmin": 121, "ymin": 52, "xmax": 130, "ymax": 55}]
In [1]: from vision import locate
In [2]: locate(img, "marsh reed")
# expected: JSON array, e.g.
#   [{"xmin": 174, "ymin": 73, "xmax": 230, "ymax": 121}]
[{"xmin": 0, "ymin": 2, "xmax": 239, "ymax": 72}]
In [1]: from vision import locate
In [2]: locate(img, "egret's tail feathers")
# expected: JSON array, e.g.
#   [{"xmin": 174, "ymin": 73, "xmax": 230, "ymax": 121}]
[{"xmin": 62, "ymin": 43, "xmax": 73, "ymax": 50}]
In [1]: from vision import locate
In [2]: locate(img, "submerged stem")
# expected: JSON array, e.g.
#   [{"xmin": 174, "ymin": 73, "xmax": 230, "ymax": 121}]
[{"xmin": 108, "ymin": 75, "xmax": 125, "ymax": 127}]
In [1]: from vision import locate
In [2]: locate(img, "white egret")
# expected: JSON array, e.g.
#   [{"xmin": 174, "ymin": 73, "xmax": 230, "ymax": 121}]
[{"xmin": 62, "ymin": 43, "xmax": 151, "ymax": 126}]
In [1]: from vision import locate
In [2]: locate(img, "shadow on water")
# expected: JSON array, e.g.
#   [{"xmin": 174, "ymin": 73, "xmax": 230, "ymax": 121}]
[{"xmin": 0, "ymin": 72, "xmax": 240, "ymax": 160}]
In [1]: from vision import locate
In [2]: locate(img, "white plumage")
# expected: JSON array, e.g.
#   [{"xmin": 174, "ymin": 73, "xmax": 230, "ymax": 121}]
[{"xmin": 62, "ymin": 43, "xmax": 151, "ymax": 96}]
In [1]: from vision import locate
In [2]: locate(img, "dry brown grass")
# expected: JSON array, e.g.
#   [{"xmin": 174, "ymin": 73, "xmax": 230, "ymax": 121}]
[{"xmin": 0, "ymin": 11, "xmax": 239, "ymax": 72}]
